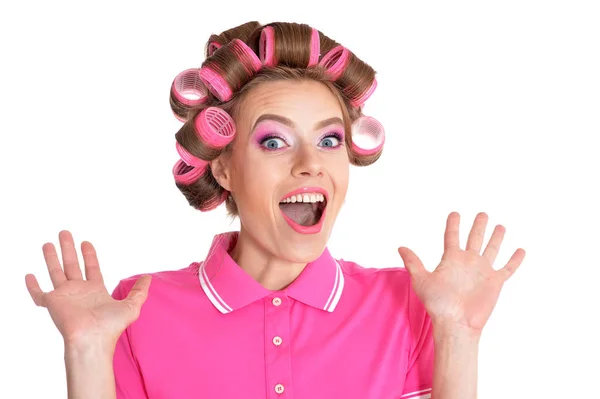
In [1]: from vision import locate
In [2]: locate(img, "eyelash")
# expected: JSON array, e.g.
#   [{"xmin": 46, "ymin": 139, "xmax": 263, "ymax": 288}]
[{"xmin": 259, "ymin": 132, "xmax": 345, "ymax": 150}]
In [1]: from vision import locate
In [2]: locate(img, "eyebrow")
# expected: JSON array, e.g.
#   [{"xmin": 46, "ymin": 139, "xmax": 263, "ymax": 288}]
[{"xmin": 251, "ymin": 114, "xmax": 344, "ymax": 132}]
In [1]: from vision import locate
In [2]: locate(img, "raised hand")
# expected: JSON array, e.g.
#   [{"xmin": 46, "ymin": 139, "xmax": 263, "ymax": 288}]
[
  {"xmin": 398, "ymin": 212, "xmax": 526, "ymax": 333},
  {"xmin": 25, "ymin": 230, "xmax": 152, "ymax": 348}
]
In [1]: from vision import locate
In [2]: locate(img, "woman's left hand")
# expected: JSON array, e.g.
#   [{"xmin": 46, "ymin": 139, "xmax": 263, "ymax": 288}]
[{"xmin": 398, "ymin": 212, "xmax": 526, "ymax": 334}]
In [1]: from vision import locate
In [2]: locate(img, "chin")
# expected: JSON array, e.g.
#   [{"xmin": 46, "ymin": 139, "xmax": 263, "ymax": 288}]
[
  {"xmin": 276, "ymin": 216, "xmax": 335, "ymax": 263},
  {"xmin": 278, "ymin": 235, "xmax": 329, "ymax": 263}
]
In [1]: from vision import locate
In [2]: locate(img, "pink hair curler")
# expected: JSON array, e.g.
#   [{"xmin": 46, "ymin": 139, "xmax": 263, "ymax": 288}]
[
  {"xmin": 307, "ymin": 28, "xmax": 320, "ymax": 67},
  {"xmin": 175, "ymin": 141, "xmax": 208, "ymax": 168},
  {"xmin": 199, "ymin": 66, "xmax": 232, "ymax": 102},
  {"xmin": 350, "ymin": 78, "xmax": 378, "ymax": 107},
  {"xmin": 319, "ymin": 45, "xmax": 350, "ymax": 80},
  {"xmin": 230, "ymin": 38, "xmax": 262, "ymax": 74},
  {"xmin": 171, "ymin": 68, "xmax": 209, "ymax": 107},
  {"xmin": 199, "ymin": 39, "xmax": 261, "ymax": 102},
  {"xmin": 199, "ymin": 189, "xmax": 229, "ymax": 212},
  {"xmin": 208, "ymin": 41, "xmax": 221, "ymax": 56},
  {"xmin": 194, "ymin": 107, "xmax": 236, "ymax": 148},
  {"xmin": 173, "ymin": 159, "xmax": 207, "ymax": 185},
  {"xmin": 351, "ymin": 116, "xmax": 385, "ymax": 156},
  {"xmin": 259, "ymin": 26, "xmax": 276, "ymax": 66}
]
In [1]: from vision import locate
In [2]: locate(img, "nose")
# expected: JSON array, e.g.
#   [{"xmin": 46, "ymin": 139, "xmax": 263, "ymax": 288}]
[{"xmin": 291, "ymin": 143, "xmax": 324, "ymax": 178}]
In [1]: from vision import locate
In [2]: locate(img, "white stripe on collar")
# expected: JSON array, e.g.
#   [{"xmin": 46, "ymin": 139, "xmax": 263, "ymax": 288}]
[
  {"xmin": 199, "ymin": 262, "xmax": 233, "ymax": 314},
  {"xmin": 199, "ymin": 258, "xmax": 345, "ymax": 314},
  {"xmin": 324, "ymin": 260, "xmax": 345, "ymax": 312}
]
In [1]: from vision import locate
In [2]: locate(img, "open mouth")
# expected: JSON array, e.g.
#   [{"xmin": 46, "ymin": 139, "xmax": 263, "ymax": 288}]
[{"xmin": 279, "ymin": 190, "xmax": 328, "ymax": 233}]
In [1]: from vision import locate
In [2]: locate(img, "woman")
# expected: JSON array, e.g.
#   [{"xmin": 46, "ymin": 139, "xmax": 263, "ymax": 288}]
[{"xmin": 25, "ymin": 21, "xmax": 525, "ymax": 399}]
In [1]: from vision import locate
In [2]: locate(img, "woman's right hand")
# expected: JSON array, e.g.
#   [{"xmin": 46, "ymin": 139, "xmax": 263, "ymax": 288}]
[{"xmin": 25, "ymin": 230, "xmax": 152, "ymax": 349}]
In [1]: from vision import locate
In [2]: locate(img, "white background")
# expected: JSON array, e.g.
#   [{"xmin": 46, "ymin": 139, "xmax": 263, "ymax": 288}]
[{"xmin": 1, "ymin": 0, "xmax": 599, "ymax": 398}]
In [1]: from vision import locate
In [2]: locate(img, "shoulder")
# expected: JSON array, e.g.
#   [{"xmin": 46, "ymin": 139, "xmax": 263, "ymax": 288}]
[
  {"xmin": 338, "ymin": 258, "xmax": 412, "ymax": 290},
  {"xmin": 336, "ymin": 258, "xmax": 430, "ymax": 336},
  {"xmin": 111, "ymin": 262, "xmax": 201, "ymax": 300},
  {"xmin": 336, "ymin": 258, "xmax": 417, "ymax": 307},
  {"xmin": 339, "ymin": 256, "xmax": 430, "ymax": 320}
]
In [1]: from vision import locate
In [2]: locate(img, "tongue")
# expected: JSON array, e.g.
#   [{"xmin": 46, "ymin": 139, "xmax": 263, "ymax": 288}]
[{"xmin": 279, "ymin": 202, "xmax": 319, "ymax": 226}]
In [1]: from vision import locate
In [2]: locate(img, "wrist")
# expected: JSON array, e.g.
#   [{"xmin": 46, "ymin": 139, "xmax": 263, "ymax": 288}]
[
  {"xmin": 432, "ymin": 321, "xmax": 482, "ymax": 344},
  {"xmin": 64, "ymin": 336, "xmax": 117, "ymax": 399},
  {"xmin": 64, "ymin": 334, "xmax": 116, "ymax": 358}
]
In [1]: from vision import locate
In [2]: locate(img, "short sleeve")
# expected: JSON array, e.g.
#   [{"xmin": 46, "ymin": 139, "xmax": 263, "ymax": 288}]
[
  {"xmin": 402, "ymin": 278, "xmax": 434, "ymax": 399},
  {"xmin": 111, "ymin": 281, "xmax": 149, "ymax": 399}
]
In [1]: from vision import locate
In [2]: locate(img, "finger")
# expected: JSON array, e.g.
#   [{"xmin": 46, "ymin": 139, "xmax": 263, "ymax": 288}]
[
  {"xmin": 59, "ymin": 230, "xmax": 83, "ymax": 280},
  {"xmin": 398, "ymin": 247, "xmax": 428, "ymax": 282},
  {"xmin": 497, "ymin": 248, "xmax": 526, "ymax": 281},
  {"xmin": 482, "ymin": 224, "xmax": 506, "ymax": 265},
  {"xmin": 42, "ymin": 243, "xmax": 67, "ymax": 288},
  {"xmin": 81, "ymin": 241, "xmax": 104, "ymax": 283},
  {"xmin": 444, "ymin": 212, "xmax": 461, "ymax": 251},
  {"xmin": 124, "ymin": 275, "xmax": 153, "ymax": 308},
  {"xmin": 25, "ymin": 274, "xmax": 47, "ymax": 307},
  {"xmin": 466, "ymin": 212, "xmax": 488, "ymax": 254}
]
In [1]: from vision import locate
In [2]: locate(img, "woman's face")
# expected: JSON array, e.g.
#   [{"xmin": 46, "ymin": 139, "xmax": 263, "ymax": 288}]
[{"xmin": 213, "ymin": 79, "xmax": 349, "ymax": 262}]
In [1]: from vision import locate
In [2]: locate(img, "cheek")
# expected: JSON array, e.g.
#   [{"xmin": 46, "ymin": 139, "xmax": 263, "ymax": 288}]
[
  {"xmin": 331, "ymin": 152, "xmax": 350, "ymax": 182},
  {"xmin": 231, "ymin": 158, "xmax": 284, "ymax": 206},
  {"xmin": 335, "ymin": 171, "xmax": 349, "ymax": 199},
  {"xmin": 332, "ymin": 158, "xmax": 350, "ymax": 202}
]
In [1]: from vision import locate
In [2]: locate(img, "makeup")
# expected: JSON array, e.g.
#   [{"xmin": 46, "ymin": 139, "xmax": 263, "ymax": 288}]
[
  {"xmin": 281, "ymin": 206, "xmax": 327, "ymax": 234},
  {"xmin": 253, "ymin": 122, "xmax": 345, "ymax": 151},
  {"xmin": 317, "ymin": 130, "xmax": 345, "ymax": 149},
  {"xmin": 253, "ymin": 122, "xmax": 291, "ymax": 151}
]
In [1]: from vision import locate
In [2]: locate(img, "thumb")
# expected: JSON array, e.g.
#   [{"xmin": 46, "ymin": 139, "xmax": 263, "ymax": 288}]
[
  {"xmin": 397, "ymin": 247, "xmax": 427, "ymax": 282},
  {"xmin": 125, "ymin": 275, "xmax": 152, "ymax": 310}
]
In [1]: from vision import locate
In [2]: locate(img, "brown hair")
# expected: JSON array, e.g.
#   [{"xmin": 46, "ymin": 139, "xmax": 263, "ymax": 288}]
[{"xmin": 171, "ymin": 21, "xmax": 381, "ymax": 217}]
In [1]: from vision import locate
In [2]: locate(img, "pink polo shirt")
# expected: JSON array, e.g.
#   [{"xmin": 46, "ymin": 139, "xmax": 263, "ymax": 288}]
[{"xmin": 112, "ymin": 231, "xmax": 434, "ymax": 399}]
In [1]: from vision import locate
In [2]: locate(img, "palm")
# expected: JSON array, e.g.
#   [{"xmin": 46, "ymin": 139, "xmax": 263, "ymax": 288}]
[
  {"xmin": 25, "ymin": 231, "xmax": 151, "ymax": 346},
  {"xmin": 42, "ymin": 279, "xmax": 129, "ymax": 344},
  {"xmin": 398, "ymin": 212, "xmax": 526, "ymax": 333}
]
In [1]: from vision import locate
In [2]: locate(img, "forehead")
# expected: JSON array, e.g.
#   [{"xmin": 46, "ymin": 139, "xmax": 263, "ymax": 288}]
[{"xmin": 238, "ymin": 80, "xmax": 343, "ymax": 130}]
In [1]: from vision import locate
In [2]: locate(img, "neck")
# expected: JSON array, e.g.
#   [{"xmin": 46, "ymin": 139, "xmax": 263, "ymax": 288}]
[{"xmin": 229, "ymin": 227, "xmax": 307, "ymax": 291}]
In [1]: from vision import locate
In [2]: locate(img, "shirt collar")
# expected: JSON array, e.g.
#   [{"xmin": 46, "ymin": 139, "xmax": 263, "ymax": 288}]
[{"xmin": 195, "ymin": 231, "xmax": 345, "ymax": 314}]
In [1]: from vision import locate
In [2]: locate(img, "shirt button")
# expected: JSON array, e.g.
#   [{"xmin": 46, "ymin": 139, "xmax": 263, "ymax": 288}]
[
  {"xmin": 275, "ymin": 384, "xmax": 285, "ymax": 394},
  {"xmin": 272, "ymin": 297, "xmax": 282, "ymax": 306},
  {"xmin": 273, "ymin": 336, "xmax": 282, "ymax": 346}
]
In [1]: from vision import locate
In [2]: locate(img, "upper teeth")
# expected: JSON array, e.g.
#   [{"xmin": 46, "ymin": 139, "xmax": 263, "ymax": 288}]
[{"xmin": 280, "ymin": 193, "xmax": 325, "ymax": 203}]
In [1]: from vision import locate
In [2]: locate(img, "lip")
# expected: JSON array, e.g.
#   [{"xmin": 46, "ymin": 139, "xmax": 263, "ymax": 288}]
[{"xmin": 279, "ymin": 186, "xmax": 329, "ymax": 235}]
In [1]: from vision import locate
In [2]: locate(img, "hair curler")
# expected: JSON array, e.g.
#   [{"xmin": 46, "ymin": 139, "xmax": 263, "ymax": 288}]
[
  {"xmin": 259, "ymin": 26, "xmax": 276, "ymax": 66},
  {"xmin": 173, "ymin": 158, "xmax": 229, "ymax": 210},
  {"xmin": 319, "ymin": 45, "xmax": 350, "ymax": 80},
  {"xmin": 208, "ymin": 41, "xmax": 221, "ymax": 56},
  {"xmin": 350, "ymin": 116, "xmax": 385, "ymax": 156},
  {"xmin": 350, "ymin": 78, "xmax": 378, "ymax": 107},
  {"xmin": 199, "ymin": 189, "xmax": 229, "ymax": 211},
  {"xmin": 261, "ymin": 26, "xmax": 320, "ymax": 68},
  {"xmin": 175, "ymin": 141, "xmax": 208, "ymax": 168},
  {"xmin": 194, "ymin": 107, "xmax": 236, "ymax": 149},
  {"xmin": 199, "ymin": 39, "xmax": 261, "ymax": 102},
  {"xmin": 307, "ymin": 28, "xmax": 321, "ymax": 67},
  {"xmin": 173, "ymin": 159, "xmax": 207, "ymax": 185},
  {"xmin": 230, "ymin": 38, "xmax": 262, "ymax": 74},
  {"xmin": 198, "ymin": 66, "xmax": 232, "ymax": 103},
  {"xmin": 171, "ymin": 68, "xmax": 209, "ymax": 106}
]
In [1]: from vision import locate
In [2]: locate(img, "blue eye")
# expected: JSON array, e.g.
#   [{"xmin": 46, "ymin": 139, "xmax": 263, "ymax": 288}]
[
  {"xmin": 319, "ymin": 134, "xmax": 343, "ymax": 148},
  {"xmin": 261, "ymin": 136, "xmax": 286, "ymax": 150}
]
